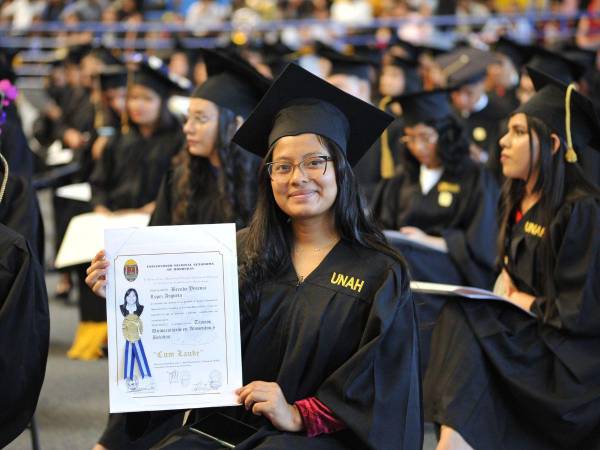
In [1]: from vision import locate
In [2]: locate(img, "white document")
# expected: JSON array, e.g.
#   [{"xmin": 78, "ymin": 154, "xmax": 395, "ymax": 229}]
[
  {"xmin": 46, "ymin": 140, "xmax": 74, "ymax": 166},
  {"xmin": 384, "ymin": 229, "xmax": 449, "ymax": 253},
  {"xmin": 54, "ymin": 212, "xmax": 150, "ymax": 268},
  {"xmin": 410, "ymin": 281, "xmax": 535, "ymax": 317},
  {"xmin": 55, "ymin": 182, "xmax": 92, "ymax": 202},
  {"xmin": 104, "ymin": 224, "xmax": 243, "ymax": 413}
]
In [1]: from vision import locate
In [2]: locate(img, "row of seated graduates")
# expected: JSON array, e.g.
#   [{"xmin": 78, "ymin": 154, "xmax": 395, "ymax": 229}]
[
  {"xmin": 0, "ymin": 49, "xmax": 49, "ymax": 447},
  {"xmin": 23, "ymin": 31, "xmax": 600, "ymax": 363}
]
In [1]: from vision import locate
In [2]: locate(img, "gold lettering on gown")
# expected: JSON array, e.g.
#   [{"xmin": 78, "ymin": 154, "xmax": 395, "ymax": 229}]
[
  {"xmin": 331, "ymin": 272, "xmax": 365, "ymax": 293},
  {"xmin": 524, "ymin": 221, "xmax": 546, "ymax": 238}
]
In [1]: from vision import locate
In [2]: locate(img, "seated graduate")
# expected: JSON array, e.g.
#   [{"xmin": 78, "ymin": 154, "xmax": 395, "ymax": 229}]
[
  {"xmin": 0, "ymin": 154, "xmax": 49, "ymax": 448},
  {"xmin": 85, "ymin": 63, "xmax": 422, "ymax": 450},
  {"xmin": 149, "ymin": 49, "xmax": 270, "ymax": 228},
  {"xmin": 423, "ymin": 68, "xmax": 600, "ymax": 450},
  {"xmin": 68, "ymin": 58, "xmax": 187, "ymax": 362},
  {"xmin": 373, "ymin": 89, "xmax": 499, "ymax": 289}
]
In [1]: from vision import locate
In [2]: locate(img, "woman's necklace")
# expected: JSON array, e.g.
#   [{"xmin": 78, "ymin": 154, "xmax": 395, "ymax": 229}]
[{"xmin": 293, "ymin": 238, "xmax": 339, "ymax": 285}]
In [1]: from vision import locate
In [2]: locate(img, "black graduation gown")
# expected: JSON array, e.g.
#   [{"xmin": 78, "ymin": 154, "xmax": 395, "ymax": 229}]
[
  {"xmin": 101, "ymin": 237, "xmax": 423, "ymax": 450},
  {"xmin": 0, "ymin": 224, "xmax": 49, "ymax": 448},
  {"xmin": 90, "ymin": 127, "xmax": 184, "ymax": 211},
  {"xmin": 423, "ymin": 193, "xmax": 600, "ymax": 449},
  {"xmin": 0, "ymin": 175, "xmax": 44, "ymax": 262},
  {"xmin": 374, "ymin": 160, "xmax": 499, "ymax": 289}
]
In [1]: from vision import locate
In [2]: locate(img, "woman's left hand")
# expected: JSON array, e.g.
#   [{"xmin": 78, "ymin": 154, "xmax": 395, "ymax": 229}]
[
  {"xmin": 400, "ymin": 227, "xmax": 448, "ymax": 252},
  {"xmin": 236, "ymin": 381, "xmax": 304, "ymax": 433},
  {"xmin": 502, "ymin": 269, "xmax": 536, "ymax": 311}
]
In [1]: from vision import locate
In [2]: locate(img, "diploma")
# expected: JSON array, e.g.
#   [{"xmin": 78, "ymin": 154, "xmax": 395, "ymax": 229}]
[{"xmin": 105, "ymin": 224, "xmax": 243, "ymax": 413}]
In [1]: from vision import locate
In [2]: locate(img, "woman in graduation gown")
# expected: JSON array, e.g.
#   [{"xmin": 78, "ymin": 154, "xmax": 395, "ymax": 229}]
[
  {"xmin": 373, "ymin": 89, "xmax": 500, "ymax": 289},
  {"xmin": 68, "ymin": 59, "xmax": 186, "ymax": 361},
  {"xmin": 149, "ymin": 49, "xmax": 269, "ymax": 228},
  {"xmin": 86, "ymin": 63, "xmax": 422, "ymax": 450},
  {"xmin": 424, "ymin": 68, "xmax": 600, "ymax": 449}
]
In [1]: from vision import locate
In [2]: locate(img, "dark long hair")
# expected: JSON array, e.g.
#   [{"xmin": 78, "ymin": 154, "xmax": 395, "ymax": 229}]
[
  {"xmin": 120, "ymin": 288, "xmax": 144, "ymax": 316},
  {"xmin": 171, "ymin": 106, "xmax": 258, "ymax": 227},
  {"xmin": 401, "ymin": 114, "xmax": 472, "ymax": 181},
  {"xmin": 238, "ymin": 135, "xmax": 409, "ymax": 321},
  {"xmin": 497, "ymin": 114, "xmax": 600, "ymax": 287}
]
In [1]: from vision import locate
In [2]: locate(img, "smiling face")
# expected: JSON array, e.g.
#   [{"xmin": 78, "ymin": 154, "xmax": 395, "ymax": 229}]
[
  {"xmin": 269, "ymin": 133, "xmax": 338, "ymax": 221},
  {"xmin": 499, "ymin": 113, "xmax": 539, "ymax": 181},
  {"xmin": 183, "ymin": 98, "xmax": 220, "ymax": 161},
  {"xmin": 125, "ymin": 290, "xmax": 138, "ymax": 305}
]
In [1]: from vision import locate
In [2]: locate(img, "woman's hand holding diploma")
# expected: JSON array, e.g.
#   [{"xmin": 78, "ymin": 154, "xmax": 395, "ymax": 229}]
[{"xmin": 86, "ymin": 250, "xmax": 109, "ymax": 298}]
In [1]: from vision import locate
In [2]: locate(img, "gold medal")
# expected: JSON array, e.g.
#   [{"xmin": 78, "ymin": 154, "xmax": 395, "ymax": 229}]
[
  {"xmin": 473, "ymin": 127, "xmax": 487, "ymax": 142},
  {"xmin": 123, "ymin": 314, "xmax": 142, "ymax": 342},
  {"xmin": 438, "ymin": 191, "xmax": 453, "ymax": 207}
]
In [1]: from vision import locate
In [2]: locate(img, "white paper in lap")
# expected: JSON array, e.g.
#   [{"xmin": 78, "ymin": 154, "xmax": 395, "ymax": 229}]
[
  {"xmin": 104, "ymin": 224, "xmax": 243, "ymax": 413},
  {"xmin": 54, "ymin": 212, "xmax": 150, "ymax": 269}
]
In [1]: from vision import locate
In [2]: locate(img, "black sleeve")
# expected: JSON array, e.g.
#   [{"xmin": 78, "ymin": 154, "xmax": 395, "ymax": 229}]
[
  {"xmin": 372, "ymin": 175, "xmax": 403, "ymax": 230},
  {"xmin": 0, "ymin": 225, "xmax": 49, "ymax": 448},
  {"xmin": 532, "ymin": 197, "xmax": 600, "ymax": 336},
  {"xmin": 149, "ymin": 170, "xmax": 174, "ymax": 226},
  {"xmin": 441, "ymin": 168, "xmax": 499, "ymax": 288},
  {"xmin": 316, "ymin": 263, "xmax": 423, "ymax": 450},
  {"xmin": 89, "ymin": 137, "xmax": 116, "ymax": 209}
]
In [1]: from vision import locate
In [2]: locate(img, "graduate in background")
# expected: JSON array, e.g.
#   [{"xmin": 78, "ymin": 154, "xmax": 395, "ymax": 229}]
[
  {"xmin": 67, "ymin": 58, "xmax": 187, "ymax": 361},
  {"xmin": 436, "ymin": 47, "xmax": 513, "ymax": 170},
  {"xmin": 373, "ymin": 88, "xmax": 499, "ymax": 289},
  {"xmin": 424, "ymin": 68, "xmax": 600, "ymax": 450},
  {"xmin": 149, "ymin": 49, "xmax": 269, "ymax": 228},
  {"xmin": 86, "ymin": 63, "xmax": 422, "ymax": 450}
]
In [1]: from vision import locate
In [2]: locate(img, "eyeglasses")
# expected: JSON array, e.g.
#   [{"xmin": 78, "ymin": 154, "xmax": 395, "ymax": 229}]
[
  {"xmin": 399, "ymin": 133, "xmax": 438, "ymax": 145},
  {"xmin": 266, "ymin": 155, "xmax": 333, "ymax": 182}
]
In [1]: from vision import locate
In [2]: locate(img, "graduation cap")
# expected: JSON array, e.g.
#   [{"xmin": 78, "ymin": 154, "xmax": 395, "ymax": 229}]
[
  {"xmin": 527, "ymin": 46, "xmax": 587, "ymax": 85},
  {"xmin": 391, "ymin": 88, "xmax": 453, "ymax": 126},
  {"xmin": 514, "ymin": 67, "xmax": 600, "ymax": 163},
  {"xmin": 130, "ymin": 54, "xmax": 192, "ymax": 96},
  {"xmin": 64, "ymin": 44, "xmax": 92, "ymax": 66},
  {"xmin": 389, "ymin": 37, "xmax": 449, "ymax": 61},
  {"xmin": 435, "ymin": 47, "xmax": 498, "ymax": 86},
  {"xmin": 315, "ymin": 42, "xmax": 374, "ymax": 82},
  {"xmin": 192, "ymin": 49, "xmax": 271, "ymax": 119},
  {"xmin": 493, "ymin": 36, "xmax": 532, "ymax": 71},
  {"xmin": 387, "ymin": 56, "xmax": 423, "ymax": 94},
  {"xmin": 99, "ymin": 65, "xmax": 128, "ymax": 91},
  {"xmin": 232, "ymin": 63, "xmax": 393, "ymax": 166},
  {"xmin": 91, "ymin": 45, "xmax": 123, "ymax": 66}
]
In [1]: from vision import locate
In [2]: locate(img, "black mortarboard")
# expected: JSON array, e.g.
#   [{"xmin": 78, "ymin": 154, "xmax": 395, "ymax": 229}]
[
  {"xmin": 315, "ymin": 42, "xmax": 373, "ymax": 82},
  {"xmin": 392, "ymin": 88, "xmax": 453, "ymax": 126},
  {"xmin": 232, "ymin": 63, "xmax": 393, "ymax": 166},
  {"xmin": 130, "ymin": 54, "xmax": 192, "ymax": 96},
  {"xmin": 436, "ymin": 47, "xmax": 498, "ymax": 86},
  {"xmin": 561, "ymin": 45, "xmax": 598, "ymax": 72},
  {"xmin": 91, "ymin": 45, "xmax": 123, "ymax": 66},
  {"xmin": 527, "ymin": 46, "xmax": 587, "ymax": 84},
  {"xmin": 65, "ymin": 44, "xmax": 91, "ymax": 65},
  {"xmin": 514, "ymin": 67, "xmax": 600, "ymax": 161},
  {"xmin": 493, "ymin": 36, "xmax": 532, "ymax": 70},
  {"xmin": 389, "ymin": 37, "xmax": 449, "ymax": 61},
  {"xmin": 99, "ymin": 65, "xmax": 127, "ymax": 90},
  {"xmin": 388, "ymin": 56, "xmax": 423, "ymax": 94},
  {"xmin": 191, "ymin": 49, "xmax": 271, "ymax": 119}
]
